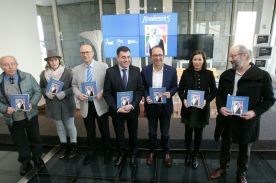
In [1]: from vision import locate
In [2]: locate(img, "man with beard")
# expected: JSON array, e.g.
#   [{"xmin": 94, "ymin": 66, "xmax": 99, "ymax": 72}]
[{"xmin": 210, "ymin": 45, "xmax": 275, "ymax": 183}]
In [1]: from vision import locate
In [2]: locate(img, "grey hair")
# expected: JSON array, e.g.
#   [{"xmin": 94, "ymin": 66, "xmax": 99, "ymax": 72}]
[
  {"xmin": 237, "ymin": 45, "xmax": 253, "ymax": 62},
  {"xmin": 0, "ymin": 56, "xmax": 18, "ymax": 67},
  {"xmin": 44, "ymin": 57, "xmax": 65, "ymax": 70}
]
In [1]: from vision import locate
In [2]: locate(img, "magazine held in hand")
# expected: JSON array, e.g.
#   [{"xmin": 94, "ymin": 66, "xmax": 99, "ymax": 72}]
[
  {"xmin": 187, "ymin": 90, "xmax": 205, "ymax": 108},
  {"xmin": 149, "ymin": 87, "xmax": 166, "ymax": 104},
  {"xmin": 81, "ymin": 81, "xmax": 98, "ymax": 99},
  {"xmin": 10, "ymin": 94, "xmax": 29, "ymax": 111},
  {"xmin": 226, "ymin": 95, "xmax": 249, "ymax": 116},
  {"xmin": 117, "ymin": 91, "xmax": 133, "ymax": 108},
  {"xmin": 46, "ymin": 78, "xmax": 64, "ymax": 94}
]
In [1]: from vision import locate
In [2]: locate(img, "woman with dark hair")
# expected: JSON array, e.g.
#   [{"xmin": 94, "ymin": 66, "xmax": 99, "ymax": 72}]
[
  {"xmin": 39, "ymin": 50, "xmax": 77, "ymax": 159},
  {"xmin": 178, "ymin": 50, "xmax": 217, "ymax": 168}
]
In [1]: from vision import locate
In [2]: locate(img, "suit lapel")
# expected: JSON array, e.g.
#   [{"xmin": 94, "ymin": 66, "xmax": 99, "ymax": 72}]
[
  {"xmin": 92, "ymin": 61, "xmax": 98, "ymax": 82},
  {"xmin": 162, "ymin": 64, "xmax": 167, "ymax": 87},
  {"xmin": 148, "ymin": 65, "xmax": 153, "ymax": 87},
  {"xmin": 115, "ymin": 65, "xmax": 126, "ymax": 91}
]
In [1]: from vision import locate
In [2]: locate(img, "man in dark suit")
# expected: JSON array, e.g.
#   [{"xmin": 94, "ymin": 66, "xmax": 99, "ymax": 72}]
[
  {"xmin": 103, "ymin": 46, "xmax": 144, "ymax": 168},
  {"xmin": 141, "ymin": 45, "xmax": 178, "ymax": 167}
]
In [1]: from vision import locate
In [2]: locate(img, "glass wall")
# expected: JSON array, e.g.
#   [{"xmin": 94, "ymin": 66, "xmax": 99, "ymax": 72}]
[
  {"xmin": 37, "ymin": 0, "xmax": 116, "ymax": 68},
  {"xmin": 172, "ymin": 0, "xmax": 258, "ymax": 70}
]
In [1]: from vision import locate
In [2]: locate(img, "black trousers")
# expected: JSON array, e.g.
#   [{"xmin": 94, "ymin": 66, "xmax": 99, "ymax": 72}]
[
  {"xmin": 147, "ymin": 105, "xmax": 171, "ymax": 154},
  {"xmin": 220, "ymin": 121, "xmax": 252, "ymax": 176},
  {"xmin": 8, "ymin": 115, "xmax": 42, "ymax": 164},
  {"xmin": 83, "ymin": 101, "xmax": 111, "ymax": 153},
  {"xmin": 112, "ymin": 113, "xmax": 138, "ymax": 158}
]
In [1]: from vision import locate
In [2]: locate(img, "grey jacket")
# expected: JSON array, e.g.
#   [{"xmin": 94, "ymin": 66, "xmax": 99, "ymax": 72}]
[
  {"xmin": 40, "ymin": 68, "xmax": 76, "ymax": 121},
  {"xmin": 0, "ymin": 70, "xmax": 42, "ymax": 126}
]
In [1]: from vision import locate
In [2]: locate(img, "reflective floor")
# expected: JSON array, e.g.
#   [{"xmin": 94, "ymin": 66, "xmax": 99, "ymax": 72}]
[{"xmin": 0, "ymin": 144, "xmax": 276, "ymax": 183}]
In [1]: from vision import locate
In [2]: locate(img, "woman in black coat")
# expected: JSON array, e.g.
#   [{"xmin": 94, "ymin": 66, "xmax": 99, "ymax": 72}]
[{"xmin": 178, "ymin": 50, "xmax": 217, "ymax": 168}]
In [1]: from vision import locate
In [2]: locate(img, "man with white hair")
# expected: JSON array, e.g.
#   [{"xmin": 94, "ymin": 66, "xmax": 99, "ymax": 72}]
[
  {"xmin": 210, "ymin": 45, "xmax": 275, "ymax": 183},
  {"xmin": 0, "ymin": 56, "xmax": 43, "ymax": 176}
]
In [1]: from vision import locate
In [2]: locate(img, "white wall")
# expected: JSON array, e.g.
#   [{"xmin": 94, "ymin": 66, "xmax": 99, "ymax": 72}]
[{"xmin": 0, "ymin": 0, "xmax": 43, "ymax": 81}]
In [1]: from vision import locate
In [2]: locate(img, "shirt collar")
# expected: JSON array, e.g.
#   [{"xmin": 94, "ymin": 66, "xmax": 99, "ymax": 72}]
[
  {"xmin": 4, "ymin": 71, "xmax": 19, "ymax": 82},
  {"xmin": 118, "ymin": 65, "xmax": 129, "ymax": 71}
]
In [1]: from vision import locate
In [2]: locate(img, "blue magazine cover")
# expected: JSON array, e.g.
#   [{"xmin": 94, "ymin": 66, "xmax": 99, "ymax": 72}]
[
  {"xmin": 81, "ymin": 81, "xmax": 98, "ymax": 99},
  {"xmin": 226, "ymin": 95, "xmax": 249, "ymax": 116},
  {"xmin": 149, "ymin": 87, "xmax": 166, "ymax": 104},
  {"xmin": 45, "ymin": 78, "xmax": 64, "ymax": 94},
  {"xmin": 10, "ymin": 94, "xmax": 29, "ymax": 111},
  {"xmin": 116, "ymin": 91, "xmax": 133, "ymax": 108},
  {"xmin": 187, "ymin": 90, "xmax": 205, "ymax": 108}
]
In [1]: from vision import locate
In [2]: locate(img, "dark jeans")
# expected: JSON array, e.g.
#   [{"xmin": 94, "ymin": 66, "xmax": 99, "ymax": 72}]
[
  {"xmin": 185, "ymin": 125, "xmax": 203, "ymax": 155},
  {"xmin": 112, "ymin": 113, "xmax": 138, "ymax": 158},
  {"xmin": 147, "ymin": 104, "xmax": 171, "ymax": 154},
  {"xmin": 83, "ymin": 101, "xmax": 111, "ymax": 153},
  {"xmin": 220, "ymin": 121, "xmax": 252, "ymax": 176},
  {"xmin": 8, "ymin": 115, "xmax": 42, "ymax": 164}
]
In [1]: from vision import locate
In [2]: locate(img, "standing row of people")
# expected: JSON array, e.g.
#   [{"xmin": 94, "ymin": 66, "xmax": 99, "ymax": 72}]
[{"xmin": 0, "ymin": 44, "xmax": 274, "ymax": 183}]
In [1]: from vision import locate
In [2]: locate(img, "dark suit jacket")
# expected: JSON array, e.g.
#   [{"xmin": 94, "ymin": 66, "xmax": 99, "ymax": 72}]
[
  {"xmin": 103, "ymin": 64, "xmax": 144, "ymax": 118},
  {"xmin": 141, "ymin": 64, "xmax": 178, "ymax": 115}
]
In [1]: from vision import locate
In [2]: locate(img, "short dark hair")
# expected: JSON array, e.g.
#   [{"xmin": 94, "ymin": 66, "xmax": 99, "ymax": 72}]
[
  {"xmin": 117, "ymin": 46, "xmax": 131, "ymax": 56},
  {"xmin": 187, "ymin": 50, "xmax": 207, "ymax": 70},
  {"xmin": 150, "ymin": 45, "xmax": 164, "ymax": 56}
]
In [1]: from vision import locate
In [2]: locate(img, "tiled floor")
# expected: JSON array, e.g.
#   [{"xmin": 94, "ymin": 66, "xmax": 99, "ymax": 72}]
[{"xmin": 0, "ymin": 145, "xmax": 276, "ymax": 183}]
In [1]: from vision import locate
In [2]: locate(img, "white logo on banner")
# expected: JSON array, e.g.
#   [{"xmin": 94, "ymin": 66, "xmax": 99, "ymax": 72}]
[
  {"xmin": 117, "ymin": 39, "xmax": 123, "ymax": 46},
  {"xmin": 106, "ymin": 39, "xmax": 114, "ymax": 45},
  {"xmin": 128, "ymin": 40, "xmax": 138, "ymax": 44},
  {"xmin": 142, "ymin": 15, "xmax": 171, "ymax": 23}
]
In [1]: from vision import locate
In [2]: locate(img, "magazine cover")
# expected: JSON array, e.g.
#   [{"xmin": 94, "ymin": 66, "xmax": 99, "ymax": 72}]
[
  {"xmin": 81, "ymin": 81, "xmax": 98, "ymax": 99},
  {"xmin": 226, "ymin": 95, "xmax": 249, "ymax": 116},
  {"xmin": 10, "ymin": 94, "xmax": 29, "ymax": 111},
  {"xmin": 187, "ymin": 90, "xmax": 205, "ymax": 108},
  {"xmin": 149, "ymin": 87, "xmax": 166, "ymax": 104},
  {"xmin": 45, "ymin": 78, "xmax": 64, "ymax": 94},
  {"xmin": 116, "ymin": 91, "xmax": 133, "ymax": 108}
]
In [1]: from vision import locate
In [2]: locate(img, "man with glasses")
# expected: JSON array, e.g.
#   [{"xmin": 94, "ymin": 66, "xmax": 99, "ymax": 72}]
[
  {"xmin": 72, "ymin": 44, "xmax": 111, "ymax": 164},
  {"xmin": 0, "ymin": 56, "xmax": 44, "ymax": 176},
  {"xmin": 141, "ymin": 45, "xmax": 178, "ymax": 167},
  {"xmin": 103, "ymin": 46, "xmax": 144, "ymax": 168},
  {"xmin": 210, "ymin": 45, "xmax": 275, "ymax": 183}
]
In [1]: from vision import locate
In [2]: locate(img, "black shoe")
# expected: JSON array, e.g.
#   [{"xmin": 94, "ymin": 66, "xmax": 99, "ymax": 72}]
[
  {"xmin": 20, "ymin": 162, "xmax": 33, "ymax": 176},
  {"xmin": 192, "ymin": 154, "xmax": 198, "ymax": 169},
  {"xmin": 68, "ymin": 142, "xmax": 77, "ymax": 159},
  {"xmin": 33, "ymin": 158, "xmax": 45, "ymax": 167},
  {"xmin": 83, "ymin": 150, "xmax": 96, "ymax": 164},
  {"xmin": 130, "ymin": 157, "xmax": 137, "ymax": 168},
  {"xmin": 59, "ymin": 143, "xmax": 68, "ymax": 159},
  {"xmin": 185, "ymin": 152, "xmax": 191, "ymax": 166},
  {"xmin": 104, "ymin": 152, "xmax": 111, "ymax": 164},
  {"xmin": 114, "ymin": 155, "xmax": 125, "ymax": 166}
]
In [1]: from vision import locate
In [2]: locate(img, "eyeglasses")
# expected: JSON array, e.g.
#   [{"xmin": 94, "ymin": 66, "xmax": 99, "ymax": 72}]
[
  {"xmin": 80, "ymin": 51, "xmax": 92, "ymax": 55},
  {"xmin": 152, "ymin": 54, "xmax": 164, "ymax": 58},
  {"xmin": 229, "ymin": 53, "xmax": 242, "ymax": 59}
]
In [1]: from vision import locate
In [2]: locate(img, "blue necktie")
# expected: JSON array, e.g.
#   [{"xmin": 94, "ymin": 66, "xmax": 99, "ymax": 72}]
[
  {"xmin": 122, "ymin": 69, "xmax": 127, "ymax": 89},
  {"xmin": 87, "ymin": 66, "xmax": 93, "ymax": 101}
]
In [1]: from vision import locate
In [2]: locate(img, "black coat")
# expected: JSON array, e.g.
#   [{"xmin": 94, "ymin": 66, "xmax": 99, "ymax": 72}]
[
  {"xmin": 178, "ymin": 69, "xmax": 217, "ymax": 122},
  {"xmin": 215, "ymin": 63, "xmax": 275, "ymax": 144}
]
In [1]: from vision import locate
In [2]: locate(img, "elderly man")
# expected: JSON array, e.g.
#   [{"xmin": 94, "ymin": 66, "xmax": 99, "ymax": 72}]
[
  {"xmin": 72, "ymin": 44, "xmax": 111, "ymax": 164},
  {"xmin": 0, "ymin": 56, "xmax": 44, "ymax": 176},
  {"xmin": 210, "ymin": 45, "xmax": 275, "ymax": 183},
  {"xmin": 141, "ymin": 45, "xmax": 178, "ymax": 167}
]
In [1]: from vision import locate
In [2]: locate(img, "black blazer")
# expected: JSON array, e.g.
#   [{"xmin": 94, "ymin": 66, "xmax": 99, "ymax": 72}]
[{"xmin": 103, "ymin": 64, "xmax": 144, "ymax": 118}]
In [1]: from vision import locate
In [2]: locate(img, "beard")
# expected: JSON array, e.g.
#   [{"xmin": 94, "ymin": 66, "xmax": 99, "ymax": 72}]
[{"xmin": 231, "ymin": 57, "xmax": 243, "ymax": 70}]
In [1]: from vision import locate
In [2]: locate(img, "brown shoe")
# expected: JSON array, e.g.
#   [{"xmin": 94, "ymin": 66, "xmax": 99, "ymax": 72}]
[
  {"xmin": 146, "ymin": 153, "xmax": 155, "ymax": 165},
  {"xmin": 164, "ymin": 154, "xmax": 172, "ymax": 167},
  {"xmin": 210, "ymin": 168, "xmax": 228, "ymax": 179},
  {"xmin": 236, "ymin": 176, "xmax": 247, "ymax": 183}
]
